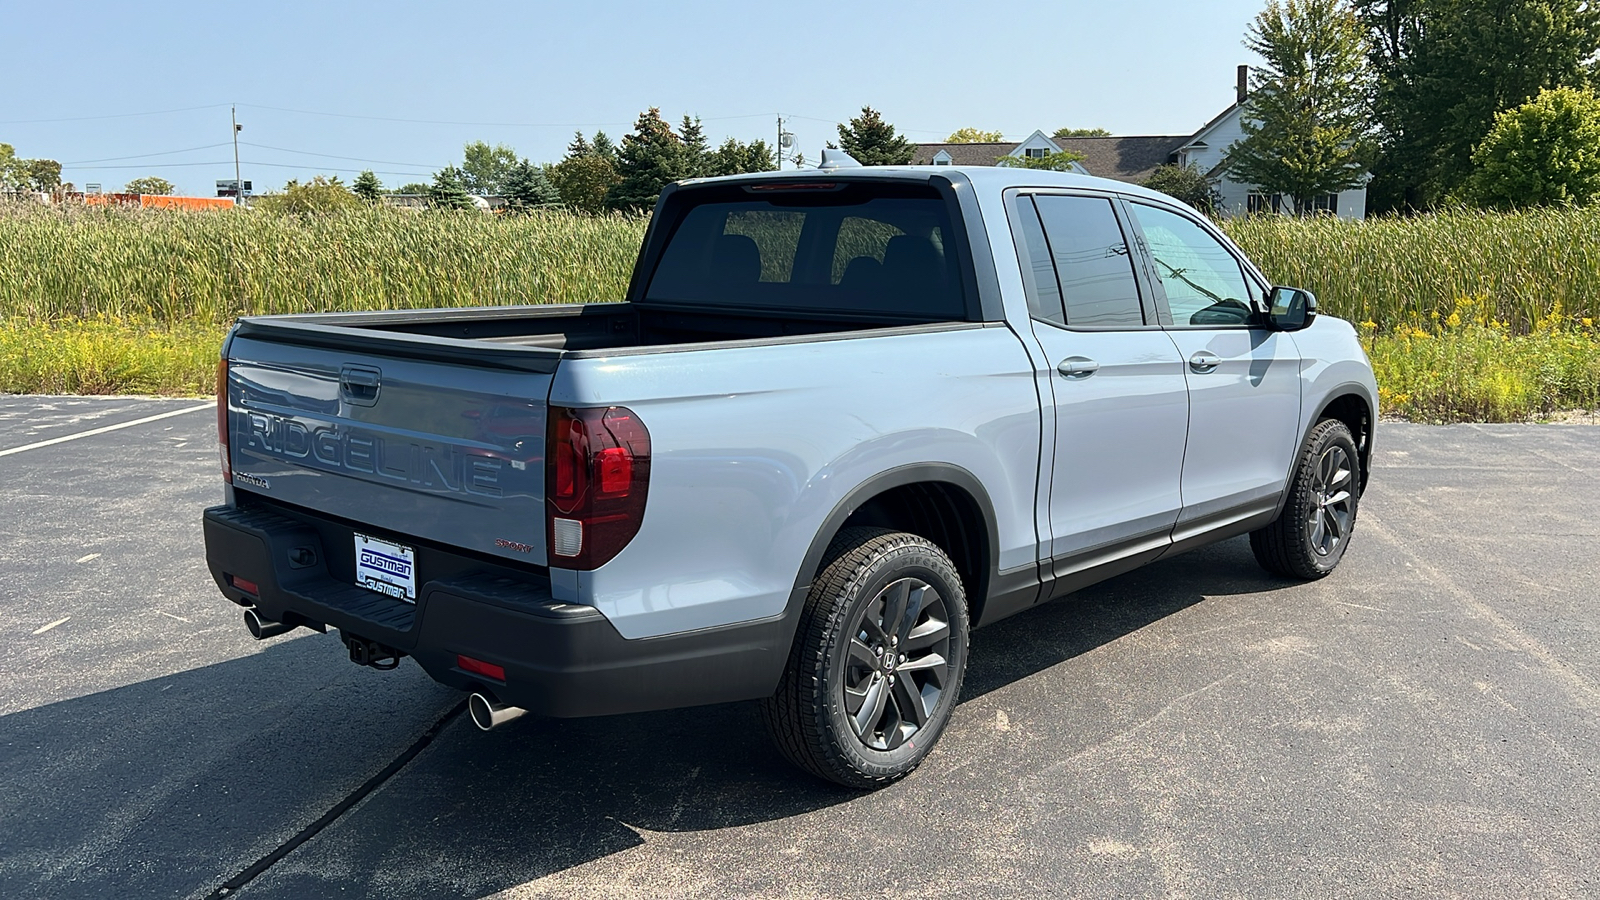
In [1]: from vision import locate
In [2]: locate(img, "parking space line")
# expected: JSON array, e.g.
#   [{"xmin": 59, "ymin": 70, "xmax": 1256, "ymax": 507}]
[{"xmin": 0, "ymin": 403, "xmax": 212, "ymax": 458}]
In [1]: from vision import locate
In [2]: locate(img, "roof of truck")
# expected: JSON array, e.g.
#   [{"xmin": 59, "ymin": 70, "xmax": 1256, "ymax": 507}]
[{"xmin": 678, "ymin": 164, "xmax": 1184, "ymax": 209}]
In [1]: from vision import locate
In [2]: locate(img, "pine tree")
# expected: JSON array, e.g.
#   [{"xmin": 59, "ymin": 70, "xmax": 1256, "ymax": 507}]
[
  {"xmin": 566, "ymin": 131, "xmax": 593, "ymax": 160},
  {"xmin": 606, "ymin": 108, "xmax": 685, "ymax": 211},
  {"xmin": 709, "ymin": 138, "xmax": 778, "ymax": 176},
  {"xmin": 427, "ymin": 166, "xmax": 476, "ymax": 210},
  {"xmin": 835, "ymin": 107, "xmax": 915, "ymax": 166},
  {"xmin": 352, "ymin": 170, "xmax": 383, "ymax": 202},
  {"xmin": 680, "ymin": 115, "xmax": 710, "ymax": 178},
  {"xmin": 1225, "ymin": 0, "xmax": 1375, "ymax": 214},
  {"xmin": 592, "ymin": 131, "xmax": 618, "ymax": 164},
  {"xmin": 502, "ymin": 158, "xmax": 562, "ymax": 212}
]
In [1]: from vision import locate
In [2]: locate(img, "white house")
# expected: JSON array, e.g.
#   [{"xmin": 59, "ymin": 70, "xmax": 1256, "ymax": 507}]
[{"xmin": 910, "ymin": 66, "xmax": 1369, "ymax": 220}]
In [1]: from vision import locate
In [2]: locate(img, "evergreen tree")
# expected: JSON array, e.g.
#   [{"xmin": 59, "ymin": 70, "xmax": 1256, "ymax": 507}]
[
  {"xmin": 502, "ymin": 158, "xmax": 562, "ymax": 212},
  {"xmin": 606, "ymin": 108, "xmax": 685, "ymax": 211},
  {"xmin": 709, "ymin": 138, "xmax": 778, "ymax": 176},
  {"xmin": 835, "ymin": 107, "xmax": 915, "ymax": 165},
  {"xmin": 352, "ymin": 170, "xmax": 383, "ymax": 202},
  {"xmin": 592, "ymin": 130, "xmax": 618, "ymax": 163},
  {"xmin": 680, "ymin": 115, "xmax": 710, "ymax": 177},
  {"xmin": 427, "ymin": 165, "xmax": 476, "ymax": 210},
  {"xmin": 1358, "ymin": 0, "xmax": 1600, "ymax": 210},
  {"xmin": 566, "ymin": 131, "xmax": 593, "ymax": 159},
  {"xmin": 1225, "ymin": 0, "xmax": 1376, "ymax": 214}
]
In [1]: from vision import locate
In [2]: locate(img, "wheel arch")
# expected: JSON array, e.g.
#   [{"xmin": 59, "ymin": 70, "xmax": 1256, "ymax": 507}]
[
  {"xmin": 1314, "ymin": 389, "xmax": 1374, "ymax": 494},
  {"xmin": 790, "ymin": 464, "xmax": 1000, "ymax": 627}
]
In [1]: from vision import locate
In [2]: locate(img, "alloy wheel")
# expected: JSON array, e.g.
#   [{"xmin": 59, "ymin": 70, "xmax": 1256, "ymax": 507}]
[{"xmin": 842, "ymin": 577, "xmax": 953, "ymax": 751}]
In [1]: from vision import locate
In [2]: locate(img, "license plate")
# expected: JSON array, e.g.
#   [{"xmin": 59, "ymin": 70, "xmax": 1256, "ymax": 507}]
[{"xmin": 354, "ymin": 533, "xmax": 417, "ymax": 602}]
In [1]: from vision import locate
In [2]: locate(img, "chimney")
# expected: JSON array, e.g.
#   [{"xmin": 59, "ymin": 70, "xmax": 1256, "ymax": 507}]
[{"xmin": 1237, "ymin": 65, "xmax": 1250, "ymax": 105}]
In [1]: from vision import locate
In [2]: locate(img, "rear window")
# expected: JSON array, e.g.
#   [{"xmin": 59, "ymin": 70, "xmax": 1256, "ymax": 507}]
[{"xmin": 644, "ymin": 184, "xmax": 967, "ymax": 318}]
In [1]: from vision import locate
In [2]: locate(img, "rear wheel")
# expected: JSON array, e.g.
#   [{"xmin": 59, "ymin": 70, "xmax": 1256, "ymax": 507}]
[
  {"xmin": 1251, "ymin": 418, "xmax": 1361, "ymax": 579},
  {"xmin": 761, "ymin": 527, "xmax": 969, "ymax": 789}
]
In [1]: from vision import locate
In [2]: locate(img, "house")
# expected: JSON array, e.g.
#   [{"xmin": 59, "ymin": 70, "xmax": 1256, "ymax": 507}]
[{"xmin": 910, "ymin": 66, "xmax": 1369, "ymax": 220}]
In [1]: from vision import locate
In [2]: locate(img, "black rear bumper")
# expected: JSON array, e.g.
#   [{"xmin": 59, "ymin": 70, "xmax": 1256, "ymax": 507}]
[{"xmin": 203, "ymin": 501, "xmax": 791, "ymax": 718}]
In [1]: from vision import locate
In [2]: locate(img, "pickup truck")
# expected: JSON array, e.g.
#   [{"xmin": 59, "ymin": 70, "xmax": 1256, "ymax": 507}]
[{"xmin": 204, "ymin": 155, "xmax": 1377, "ymax": 788}]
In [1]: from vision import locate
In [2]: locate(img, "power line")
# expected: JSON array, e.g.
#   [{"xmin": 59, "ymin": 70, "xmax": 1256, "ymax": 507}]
[
  {"xmin": 238, "ymin": 141, "xmax": 442, "ymax": 169},
  {"xmin": 63, "ymin": 143, "xmax": 236, "ymax": 165},
  {"xmin": 61, "ymin": 160, "xmax": 435, "ymax": 177},
  {"xmin": 0, "ymin": 103, "xmax": 230, "ymax": 125}
]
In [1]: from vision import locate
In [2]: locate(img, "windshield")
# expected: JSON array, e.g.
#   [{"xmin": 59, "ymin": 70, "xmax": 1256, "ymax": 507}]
[{"xmin": 644, "ymin": 184, "xmax": 967, "ymax": 318}]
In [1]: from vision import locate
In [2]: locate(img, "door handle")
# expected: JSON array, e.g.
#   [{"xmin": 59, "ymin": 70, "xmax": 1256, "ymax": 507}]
[
  {"xmin": 1188, "ymin": 351, "xmax": 1220, "ymax": 373},
  {"xmin": 1057, "ymin": 356, "xmax": 1100, "ymax": 379}
]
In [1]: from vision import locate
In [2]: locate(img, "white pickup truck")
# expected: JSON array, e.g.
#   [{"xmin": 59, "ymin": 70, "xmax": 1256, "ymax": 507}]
[{"xmin": 205, "ymin": 156, "xmax": 1376, "ymax": 787}]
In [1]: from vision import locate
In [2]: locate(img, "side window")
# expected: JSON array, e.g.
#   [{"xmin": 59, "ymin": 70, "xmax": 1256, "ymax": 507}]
[
  {"xmin": 1033, "ymin": 195, "xmax": 1145, "ymax": 328},
  {"xmin": 1130, "ymin": 204, "xmax": 1254, "ymax": 327},
  {"xmin": 1015, "ymin": 198, "xmax": 1065, "ymax": 325}
]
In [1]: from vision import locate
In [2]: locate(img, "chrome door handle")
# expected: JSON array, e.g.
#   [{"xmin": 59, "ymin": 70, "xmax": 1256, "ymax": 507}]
[
  {"xmin": 1188, "ymin": 351, "xmax": 1220, "ymax": 373},
  {"xmin": 1057, "ymin": 356, "xmax": 1100, "ymax": 379}
]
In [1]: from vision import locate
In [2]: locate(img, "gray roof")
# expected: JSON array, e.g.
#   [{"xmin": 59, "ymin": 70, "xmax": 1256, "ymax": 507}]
[
  {"xmin": 1052, "ymin": 135, "xmax": 1189, "ymax": 183},
  {"xmin": 912, "ymin": 134, "xmax": 1192, "ymax": 184}
]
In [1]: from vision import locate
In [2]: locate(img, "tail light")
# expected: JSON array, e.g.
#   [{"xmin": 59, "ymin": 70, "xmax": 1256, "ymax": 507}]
[
  {"xmin": 217, "ymin": 357, "xmax": 232, "ymax": 484},
  {"xmin": 546, "ymin": 405, "xmax": 650, "ymax": 569}
]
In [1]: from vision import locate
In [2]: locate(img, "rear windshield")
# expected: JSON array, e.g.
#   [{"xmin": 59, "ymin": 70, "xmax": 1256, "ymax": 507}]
[{"xmin": 644, "ymin": 183, "xmax": 967, "ymax": 318}]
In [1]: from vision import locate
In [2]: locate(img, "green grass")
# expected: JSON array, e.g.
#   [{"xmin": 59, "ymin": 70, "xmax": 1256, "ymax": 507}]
[{"xmin": 2, "ymin": 201, "xmax": 1598, "ymax": 422}]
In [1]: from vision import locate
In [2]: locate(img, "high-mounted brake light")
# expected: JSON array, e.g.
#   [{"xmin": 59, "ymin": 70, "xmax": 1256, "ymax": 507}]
[
  {"xmin": 546, "ymin": 406, "xmax": 651, "ymax": 570},
  {"xmin": 216, "ymin": 357, "xmax": 232, "ymax": 484},
  {"xmin": 746, "ymin": 182, "xmax": 839, "ymax": 192}
]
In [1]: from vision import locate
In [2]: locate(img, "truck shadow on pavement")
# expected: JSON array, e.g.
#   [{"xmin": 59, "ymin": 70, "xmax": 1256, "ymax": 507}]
[{"xmin": 0, "ymin": 538, "xmax": 1291, "ymax": 900}]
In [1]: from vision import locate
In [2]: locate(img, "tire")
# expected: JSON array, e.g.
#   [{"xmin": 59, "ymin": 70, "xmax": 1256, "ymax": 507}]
[
  {"xmin": 1251, "ymin": 418, "xmax": 1361, "ymax": 579},
  {"xmin": 760, "ymin": 527, "xmax": 970, "ymax": 789}
]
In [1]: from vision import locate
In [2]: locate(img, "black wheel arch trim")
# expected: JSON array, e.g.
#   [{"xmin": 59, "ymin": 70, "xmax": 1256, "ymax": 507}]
[{"xmin": 1274, "ymin": 385, "xmax": 1375, "ymax": 521}]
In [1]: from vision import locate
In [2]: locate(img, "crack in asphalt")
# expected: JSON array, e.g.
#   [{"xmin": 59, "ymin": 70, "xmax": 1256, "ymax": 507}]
[{"xmin": 201, "ymin": 699, "xmax": 467, "ymax": 899}]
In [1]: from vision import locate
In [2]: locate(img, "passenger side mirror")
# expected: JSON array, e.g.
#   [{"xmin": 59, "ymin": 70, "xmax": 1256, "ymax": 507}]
[{"xmin": 1267, "ymin": 286, "xmax": 1318, "ymax": 331}]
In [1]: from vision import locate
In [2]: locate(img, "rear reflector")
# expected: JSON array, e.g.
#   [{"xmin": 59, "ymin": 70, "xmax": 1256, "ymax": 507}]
[
  {"xmin": 230, "ymin": 575, "xmax": 260, "ymax": 596},
  {"xmin": 457, "ymin": 655, "xmax": 506, "ymax": 681}
]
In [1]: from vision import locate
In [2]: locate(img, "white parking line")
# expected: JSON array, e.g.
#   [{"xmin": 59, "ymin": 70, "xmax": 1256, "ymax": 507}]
[
  {"xmin": 0, "ymin": 404, "xmax": 212, "ymax": 458},
  {"xmin": 32, "ymin": 617, "xmax": 70, "ymax": 635}
]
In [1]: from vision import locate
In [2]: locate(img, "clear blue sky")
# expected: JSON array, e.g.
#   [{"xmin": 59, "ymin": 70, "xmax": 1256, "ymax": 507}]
[{"xmin": 2, "ymin": 0, "xmax": 1267, "ymax": 196}]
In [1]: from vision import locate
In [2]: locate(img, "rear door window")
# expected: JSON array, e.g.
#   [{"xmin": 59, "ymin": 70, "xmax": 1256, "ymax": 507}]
[
  {"xmin": 645, "ymin": 184, "xmax": 967, "ymax": 318},
  {"xmin": 1031, "ymin": 195, "xmax": 1145, "ymax": 328}
]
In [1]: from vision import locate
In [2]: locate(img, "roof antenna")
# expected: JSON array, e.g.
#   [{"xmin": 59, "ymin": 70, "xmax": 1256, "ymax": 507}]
[{"xmin": 818, "ymin": 147, "xmax": 862, "ymax": 170}]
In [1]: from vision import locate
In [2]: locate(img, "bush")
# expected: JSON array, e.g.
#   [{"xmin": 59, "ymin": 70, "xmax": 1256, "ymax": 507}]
[{"xmin": 1142, "ymin": 164, "xmax": 1221, "ymax": 215}]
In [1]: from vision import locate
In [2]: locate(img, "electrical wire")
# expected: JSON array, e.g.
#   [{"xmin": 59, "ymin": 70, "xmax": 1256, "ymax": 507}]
[
  {"xmin": 238, "ymin": 141, "xmax": 442, "ymax": 169},
  {"xmin": 63, "ymin": 143, "xmax": 236, "ymax": 165},
  {"xmin": 0, "ymin": 104, "xmax": 230, "ymax": 125}
]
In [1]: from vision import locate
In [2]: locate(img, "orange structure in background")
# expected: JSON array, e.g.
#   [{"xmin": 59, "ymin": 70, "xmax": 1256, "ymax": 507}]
[{"xmin": 84, "ymin": 193, "xmax": 235, "ymax": 210}]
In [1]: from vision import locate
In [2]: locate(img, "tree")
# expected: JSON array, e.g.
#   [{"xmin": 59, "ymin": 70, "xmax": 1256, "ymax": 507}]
[
  {"xmin": 254, "ymin": 175, "xmax": 362, "ymax": 214},
  {"xmin": 460, "ymin": 141, "xmax": 519, "ymax": 195},
  {"xmin": 549, "ymin": 153, "xmax": 620, "ymax": 214},
  {"xmin": 680, "ymin": 115, "xmax": 710, "ymax": 178},
  {"xmin": 351, "ymin": 170, "xmax": 383, "ymax": 202},
  {"xmin": 1053, "ymin": 127, "xmax": 1111, "ymax": 138},
  {"xmin": 395, "ymin": 182, "xmax": 431, "ymax": 195},
  {"xmin": 23, "ymin": 158, "xmax": 61, "ymax": 192},
  {"xmin": 946, "ymin": 127, "xmax": 1005, "ymax": 143},
  {"xmin": 835, "ymin": 107, "xmax": 915, "ymax": 165},
  {"xmin": 1357, "ymin": 0, "xmax": 1600, "ymax": 210},
  {"xmin": 123, "ymin": 176, "xmax": 175, "ymax": 196},
  {"xmin": 1467, "ymin": 87, "xmax": 1600, "ymax": 209},
  {"xmin": 427, "ymin": 166, "xmax": 476, "ymax": 210},
  {"xmin": 996, "ymin": 149, "xmax": 1085, "ymax": 171},
  {"xmin": 1142, "ymin": 164, "xmax": 1222, "ymax": 215},
  {"xmin": 606, "ymin": 108, "xmax": 685, "ymax": 211},
  {"xmin": 0, "ymin": 143, "xmax": 18, "ymax": 191},
  {"xmin": 592, "ymin": 131, "xmax": 618, "ymax": 164},
  {"xmin": 501, "ymin": 158, "xmax": 562, "ymax": 212},
  {"xmin": 566, "ymin": 131, "xmax": 593, "ymax": 159},
  {"xmin": 708, "ymin": 138, "xmax": 777, "ymax": 176},
  {"xmin": 1225, "ymin": 0, "xmax": 1376, "ymax": 215}
]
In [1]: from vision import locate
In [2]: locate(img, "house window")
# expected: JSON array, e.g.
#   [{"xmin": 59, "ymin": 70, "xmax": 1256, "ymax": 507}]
[
  {"xmin": 933, "ymin": 158, "xmax": 951, "ymax": 166},
  {"xmin": 1024, "ymin": 147, "xmax": 1047, "ymax": 159}
]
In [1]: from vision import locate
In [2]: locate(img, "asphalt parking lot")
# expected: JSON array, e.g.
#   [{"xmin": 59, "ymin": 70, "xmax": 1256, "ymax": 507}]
[{"xmin": 2, "ymin": 395, "xmax": 1597, "ymax": 899}]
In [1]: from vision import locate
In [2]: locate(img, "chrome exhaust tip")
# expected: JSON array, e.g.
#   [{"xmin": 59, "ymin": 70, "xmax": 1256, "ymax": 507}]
[
  {"xmin": 244, "ymin": 607, "xmax": 296, "ymax": 640},
  {"xmin": 468, "ymin": 692, "xmax": 526, "ymax": 731}
]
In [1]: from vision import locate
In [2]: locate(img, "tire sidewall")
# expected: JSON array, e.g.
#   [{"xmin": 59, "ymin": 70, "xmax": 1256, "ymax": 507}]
[
  {"xmin": 1295, "ymin": 422, "xmax": 1360, "ymax": 575},
  {"xmin": 816, "ymin": 542, "xmax": 969, "ymax": 781}
]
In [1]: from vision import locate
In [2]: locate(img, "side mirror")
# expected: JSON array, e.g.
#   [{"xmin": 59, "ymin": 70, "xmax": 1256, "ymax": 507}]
[{"xmin": 1267, "ymin": 286, "xmax": 1318, "ymax": 331}]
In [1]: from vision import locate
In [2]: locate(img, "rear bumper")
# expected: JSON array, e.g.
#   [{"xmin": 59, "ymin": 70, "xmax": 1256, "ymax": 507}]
[{"xmin": 203, "ymin": 501, "xmax": 791, "ymax": 717}]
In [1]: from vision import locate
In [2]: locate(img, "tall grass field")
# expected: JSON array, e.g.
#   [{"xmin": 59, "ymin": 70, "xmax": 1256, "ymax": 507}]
[{"xmin": 1, "ymin": 200, "xmax": 1597, "ymax": 421}]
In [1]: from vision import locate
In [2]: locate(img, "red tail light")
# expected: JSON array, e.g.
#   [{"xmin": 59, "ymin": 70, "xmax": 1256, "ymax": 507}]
[
  {"xmin": 546, "ymin": 406, "xmax": 650, "ymax": 570},
  {"xmin": 217, "ymin": 357, "xmax": 232, "ymax": 484}
]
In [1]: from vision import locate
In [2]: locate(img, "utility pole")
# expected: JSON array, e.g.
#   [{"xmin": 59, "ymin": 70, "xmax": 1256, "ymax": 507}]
[
  {"xmin": 231, "ymin": 105, "xmax": 243, "ymax": 204},
  {"xmin": 776, "ymin": 114, "xmax": 784, "ymax": 171}
]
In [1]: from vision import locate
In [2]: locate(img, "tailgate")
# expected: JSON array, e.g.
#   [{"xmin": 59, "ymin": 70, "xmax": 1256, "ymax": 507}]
[{"xmin": 224, "ymin": 331, "xmax": 552, "ymax": 566}]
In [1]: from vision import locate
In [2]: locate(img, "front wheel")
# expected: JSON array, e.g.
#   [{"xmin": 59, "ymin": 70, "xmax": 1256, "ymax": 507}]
[
  {"xmin": 760, "ymin": 528, "xmax": 969, "ymax": 789},
  {"xmin": 1251, "ymin": 418, "xmax": 1361, "ymax": 579}
]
